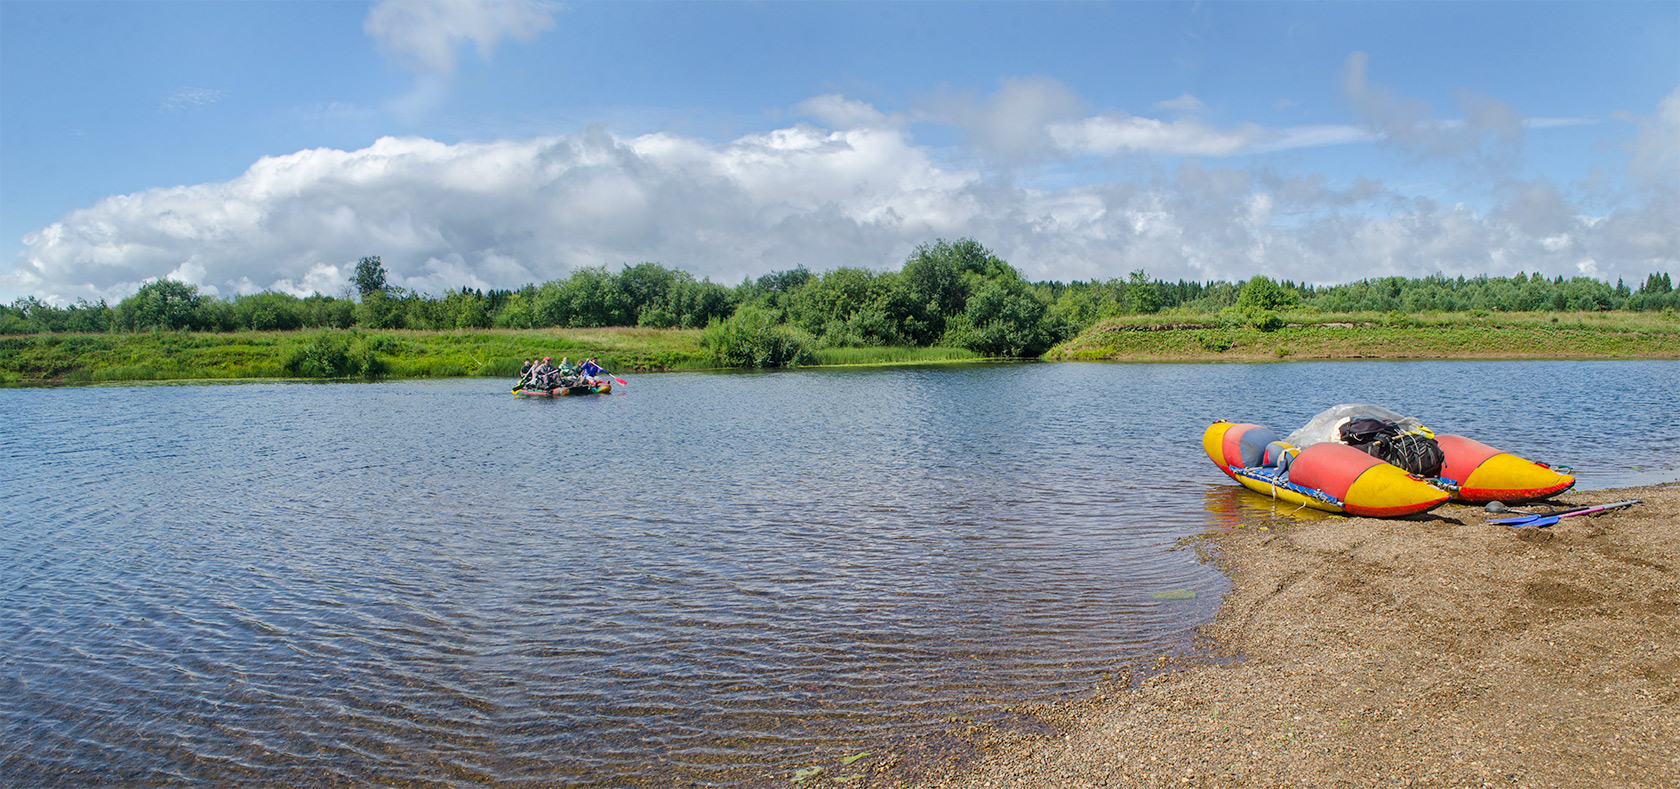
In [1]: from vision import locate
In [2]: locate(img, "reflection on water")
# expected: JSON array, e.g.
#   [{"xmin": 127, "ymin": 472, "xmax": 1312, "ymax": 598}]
[
  {"xmin": 1, "ymin": 360, "xmax": 1674, "ymax": 786},
  {"xmin": 1198, "ymin": 484, "xmax": 1347, "ymax": 531}
]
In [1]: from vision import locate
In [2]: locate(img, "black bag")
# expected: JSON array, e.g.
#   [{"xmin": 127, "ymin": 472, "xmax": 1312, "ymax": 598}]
[
  {"xmin": 1339, "ymin": 417, "xmax": 1443, "ymax": 477},
  {"xmin": 1338, "ymin": 417, "xmax": 1400, "ymax": 446},
  {"xmin": 1376, "ymin": 432, "xmax": 1445, "ymax": 478}
]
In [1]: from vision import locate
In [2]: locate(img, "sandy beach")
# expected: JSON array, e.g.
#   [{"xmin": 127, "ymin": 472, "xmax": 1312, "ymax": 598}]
[{"xmin": 898, "ymin": 482, "xmax": 1680, "ymax": 788}]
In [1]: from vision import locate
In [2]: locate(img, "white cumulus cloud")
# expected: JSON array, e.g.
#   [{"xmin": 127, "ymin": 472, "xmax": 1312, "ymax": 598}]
[
  {"xmin": 6, "ymin": 91, "xmax": 1676, "ymax": 306},
  {"xmin": 7, "ymin": 124, "xmax": 982, "ymax": 304}
]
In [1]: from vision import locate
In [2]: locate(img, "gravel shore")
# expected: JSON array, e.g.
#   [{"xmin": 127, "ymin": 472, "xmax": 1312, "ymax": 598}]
[{"xmin": 895, "ymin": 482, "xmax": 1680, "ymax": 788}]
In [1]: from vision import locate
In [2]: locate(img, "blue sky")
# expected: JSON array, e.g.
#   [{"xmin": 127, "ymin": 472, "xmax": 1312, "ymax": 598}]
[{"xmin": 2, "ymin": 0, "xmax": 1676, "ymax": 305}]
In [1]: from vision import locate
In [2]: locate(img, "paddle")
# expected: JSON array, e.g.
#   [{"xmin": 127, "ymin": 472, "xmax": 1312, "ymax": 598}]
[
  {"xmin": 1491, "ymin": 503, "xmax": 1619, "ymax": 527},
  {"xmin": 1492, "ymin": 499, "xmax": 1642, "ymax": 528},
  {"xmin": 1486, "ymin": 502, "xmax": 1596, "ymax": 523}
]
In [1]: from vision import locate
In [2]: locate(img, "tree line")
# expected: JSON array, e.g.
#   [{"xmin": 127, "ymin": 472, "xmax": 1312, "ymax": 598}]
[{"xmin": 4, "ymin": 244, "xmax": 1677, "ymax": 362}]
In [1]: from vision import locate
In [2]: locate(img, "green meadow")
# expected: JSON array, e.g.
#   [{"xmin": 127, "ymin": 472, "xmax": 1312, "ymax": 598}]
[
  {"xmin": 0, "ymin": 327, "xmax": 986, "ymax": 384},
  {"xmin": 1047, "ymin": 310, "xmax": 1680, "ymax": 362},
  {"xmin": 2, "ymin": 310, "xmax": 1675, "ymax": 385},
  {"xmin": 0, "ymin": 327, "xmax": 707, "ymax": 384}
]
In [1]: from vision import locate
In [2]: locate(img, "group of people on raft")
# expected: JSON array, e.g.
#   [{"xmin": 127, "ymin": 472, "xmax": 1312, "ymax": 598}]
[{"xmin": 517, "ymin": 356, "xmax": 608, "ymax": 391}]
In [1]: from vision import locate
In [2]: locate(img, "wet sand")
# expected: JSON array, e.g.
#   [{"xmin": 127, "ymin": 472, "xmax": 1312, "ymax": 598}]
[{"xmin": 912, "ymin": 483, "xmax": 1680, "ymax": 788}]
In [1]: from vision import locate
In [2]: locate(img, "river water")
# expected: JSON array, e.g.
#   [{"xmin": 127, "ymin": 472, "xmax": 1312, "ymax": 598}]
[{"xmin": 2, "ymin": 360, "xmax": 1676, "ymax": 786}]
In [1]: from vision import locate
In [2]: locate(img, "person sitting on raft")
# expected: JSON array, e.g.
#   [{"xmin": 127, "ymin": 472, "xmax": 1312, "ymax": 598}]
[
  {"xmin": 555, "ymin": 357, "xmax": 582, "ymax": 387},
  {"xmin": 577, "ymin": 357, "xmax": 605, "ymax": 386},
  {"xmin": 518, "ymin": 358, "xmax": 534, "ymax": 386},
  {"xmin": 530, "ymin": 356, "xmax": 557, "ymax": 389}
]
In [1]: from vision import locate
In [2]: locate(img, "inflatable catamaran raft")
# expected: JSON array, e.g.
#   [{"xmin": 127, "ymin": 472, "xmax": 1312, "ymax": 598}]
[{"xmin": 1204, "ymin": 404, "xmax": 1575, "ymax": 518}]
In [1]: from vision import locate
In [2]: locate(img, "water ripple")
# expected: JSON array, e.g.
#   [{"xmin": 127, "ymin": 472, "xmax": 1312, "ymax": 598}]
[{"xmin": 2, "ymin": 361, "xmax": 1675, "ymax": 785}]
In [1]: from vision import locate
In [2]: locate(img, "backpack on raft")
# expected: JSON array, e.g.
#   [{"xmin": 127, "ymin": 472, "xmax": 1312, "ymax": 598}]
[
  {"xmin": 1338, "ymin": 418, "xmax": 1398, "ymax": 445},
  {"xmin": 1339, "ymin": 418, "xmax": 1445, "ymax": 478}
]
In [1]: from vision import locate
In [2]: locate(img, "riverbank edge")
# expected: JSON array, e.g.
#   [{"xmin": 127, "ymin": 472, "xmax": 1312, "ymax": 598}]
[
  {"xmin": 907, "ymin": 482, "xmax": 1680, "ymax": 788},
  {"xmin": 4, "ymin": 317, "xmax": 1678, "ymax": 384},
  {"xmin": 1045, "ymin": 319, "xmax": 1680, "ymax": 363}
]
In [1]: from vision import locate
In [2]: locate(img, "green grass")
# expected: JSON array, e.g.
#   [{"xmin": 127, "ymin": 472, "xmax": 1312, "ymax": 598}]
[
  {"xmin": 1048, "ymin": 310, "xmax": 1680, "ymax": 362},
  {"xmin": 0, "ymin": 327, "xmax": 715, "ymax": 384},
  {"xmin": 5, "ymin": 311, "xmax": 1676, "ymax": 384},
  {"xmin": 1, "ymin": 329, "xmax": 989, "ymax": 384},
  {"xmin": 810, "ymin": 345, "xmax": 982, "ymax": 366}
]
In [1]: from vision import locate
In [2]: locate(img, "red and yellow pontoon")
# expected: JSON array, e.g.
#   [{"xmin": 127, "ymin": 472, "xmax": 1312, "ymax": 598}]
[{"xmin": 1204, "ymin": 405, "xmax": 1574, "ymax": 518}]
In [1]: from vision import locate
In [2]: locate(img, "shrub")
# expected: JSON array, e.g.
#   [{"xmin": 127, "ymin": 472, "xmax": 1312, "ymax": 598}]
[
  {"xmin": 355, "ymin": 292, "xmax": 406, "ymax": 330},
  {"xmin": 947, "ymin": 278, "xmax": 1055, "ymax": 356},
  {"xmin": 281, "ymin": 330, "xmax": 389, "ymax": 378},
  {"xmin": 1249, "ymin": 310, "xmax": 1285, "ymax": 332},
  {"xmin": 699, "ymin": 306, "xmax": 816, "ymax": 367},
  {"xmin": 1213, "ymin": 310, "xmax": 1246, "ymax": 330},
  {"xmin": 1197, "ymin": 330, "xmax": 1233, "ymax": 352},
  {"xmin": 115, "ymin": 279, "xmax": 205, "ymax": 331},
  {"xmin": 1236, "ymin": 275, "xmax": 1297, "ymax": 312}
]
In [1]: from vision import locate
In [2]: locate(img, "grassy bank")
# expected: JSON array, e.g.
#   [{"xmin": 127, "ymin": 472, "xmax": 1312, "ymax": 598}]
[
  {"xmin": 0, "ymin": 327, "xmax": 988, "ymax": 384},
  {"xmin": 0, "ymin": 327, "xmax": 714, "ymax": 384},
  {"xmin": 811, "ymin": 346, "xmax": 981, "ymax": 366},
  {"xmin": 4, "ymin": 310, "xmax": 1675, "ymax": 384},
  {"xmin": 1047, "ymin": 310, "xmax": 1680, "ymax": 362}
]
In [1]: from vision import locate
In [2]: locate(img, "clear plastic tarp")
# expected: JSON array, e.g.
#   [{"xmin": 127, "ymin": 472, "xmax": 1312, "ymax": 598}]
[{"xmin": 1284, "ymin": 404, "xmax": 1430, "ymax": 448}]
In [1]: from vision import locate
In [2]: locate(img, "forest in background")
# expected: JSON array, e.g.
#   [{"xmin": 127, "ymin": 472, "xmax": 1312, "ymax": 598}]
[{"xmin": 5, "ymin": 239, "xmax": 1677, "ymax": 366}]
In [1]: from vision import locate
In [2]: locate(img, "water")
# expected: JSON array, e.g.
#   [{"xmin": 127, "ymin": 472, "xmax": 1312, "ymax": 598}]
[{"xmin": 2, "ymin": 360, "xmax": 1675, "ymax": 786}]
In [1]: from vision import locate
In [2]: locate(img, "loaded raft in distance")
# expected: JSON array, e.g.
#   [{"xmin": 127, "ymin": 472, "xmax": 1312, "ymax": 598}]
[
  {"xmin": 1204, "ymin": 404, "xmax": 1575, "ymax": 518},
  {"xmin": 512, "ymin": 356, "xmax": 621, "ymax": 397}
]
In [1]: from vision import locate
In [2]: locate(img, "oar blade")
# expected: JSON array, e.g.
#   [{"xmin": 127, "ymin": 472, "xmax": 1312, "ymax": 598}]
[
  {"xmin": 1499, "ymin": 499, "xmax": 1642, "ymax": 528},
  {"xmin": 1487, "ymin": 503, "xmax": 1595, "ymax": 524}
]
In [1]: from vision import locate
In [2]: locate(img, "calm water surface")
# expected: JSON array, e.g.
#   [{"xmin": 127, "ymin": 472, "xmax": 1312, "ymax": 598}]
[{"xmin": 2, "ymin": 361, "xmax": 1676, "ymax": 786}]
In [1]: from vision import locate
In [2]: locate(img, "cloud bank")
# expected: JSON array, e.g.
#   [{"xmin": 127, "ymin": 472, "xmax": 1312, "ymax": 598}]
[{"xmin": 7, "ymin": 60, "xmax": 1676, "ymax": 305}]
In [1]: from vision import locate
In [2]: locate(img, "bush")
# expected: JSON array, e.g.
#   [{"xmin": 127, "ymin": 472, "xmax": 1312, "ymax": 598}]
[
  {"xmin": 699, "ymin": 306, "xmax": 816, "ymax": 368},
  {"xmin": 1214, "ymin": 309, "xmax": 1247, "ymax": 330},
  {"xmin": 946, "ymin": 278, "xmax": 1056, "ymax": 356},
  {"xmin": 231, "ymin": 291, "xmax": 307, "ymax": 332},
  {"xmin": 114, "ymin": 279, "xmax": 204, "ymax": 331},
  {"xmin": 281, "ymin": 330, "xmax": 390, "ymax": 378},
  {"xmin": 1236, "ymin": 275, "xmax": 1297, "ymax": 312},
  {"xmin": 1196, "ymin": 330, "xmax": 1232, "ymax": 352},
  {"xmin": 1249, "ymin": 310, "xmax": 1285, "ymax": 332},
  {"xmin": 355, "ymin": 292, "xmax": 406, "ymax": 329}
]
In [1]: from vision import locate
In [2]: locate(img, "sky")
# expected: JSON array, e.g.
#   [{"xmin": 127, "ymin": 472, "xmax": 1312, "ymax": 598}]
[{"xmin": 1, "ymin": 0, "xmax": 1676, "ymax": 306}]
